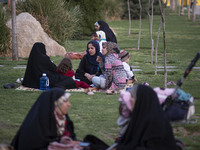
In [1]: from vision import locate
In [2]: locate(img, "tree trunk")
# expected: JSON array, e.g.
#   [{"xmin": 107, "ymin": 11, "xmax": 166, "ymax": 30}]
[
  {"xmin": 171, "ymin": 0, "xmax": 176, "ymax": 11},
  {"xmin": 188, "ymin": 0, "xmax": 191, "ymax": 19},
  {"xmin": 138, "ymin": 0, "xmax": 142, "ymax": 50},
  {"xmin": 155, "ymin": 0, "xmax": 168, "ymax": 76},
  {"xmin": 170, "ymin": 0, "xmax": 172, "ymax": 10},
  {"xmin": 158, "ymin": 0, "xmax": 167, "ymax": 88},
  {"xmin": 180, "ymin": 0, "xmax": 184, "ymax": 16},
  {"xmin": 11, "ymin": 0, "xmax": 18, "ymax": 60},
  {"xmin": 127, "ymin": 0, "xmax": 131, "ymax": 35},
  {"xmin": 148, "ymin": 0, "xmax": 154, "ymax": 64},
  {"xmin": 175, "ymin": 0, "xmax": 178, "ymax": 11},
  {"xmin": 199, "ymin": 14, "xmax": 200, "ymax": 24},
  {"xmin": 155, "ymin": 21, "xmax": 162, "ymax": 75},
  {"xmin": 192, "ymin": 0, "xmax": 197, "ymax": 22},
  {"xmin": 178, "ymin": 0, "xmax": 181, "ymax": 16},
  {"xmin": 151, "ymin": 0, "xmax": 154, "ymax": 64}
]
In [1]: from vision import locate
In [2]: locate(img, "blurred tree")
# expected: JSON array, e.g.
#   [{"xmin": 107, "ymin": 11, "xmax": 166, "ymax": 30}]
[
  {"xmin": 180, "ymin": 0, "xmax": 184, "ymax": 16},
  {"xmin": 148, "ymin": 0, "xmax": 154, "ymax": 64},
  {"xmin": 17, "ymin": 0, "xmax": 82, "ymax": 44},
  {"xmin": 11, "ymin": 0, "xmax": 18, "ymax": 60},
  {"xmin": 137, "ymin": 0, "xmax": 142, "ymax": 50},
  {"xmin": 192, "ymin": 0, "xmax": 197, "ymax": 22},
  {"xmin": 103, "ymin": 0, "xmax": 123, "ymax": 20},
  {"xmin": 127, "ymin": 0, "xmax": 131, "ymax": 35},
  {"xmin": 66, "ymin": 0, "xmax": 104, "ymax": 36},
  {"xmin": 188, "ymin": 0, "xmax": 191, "ymax": 19},
  {"xmin": 0, "ymin": 3, "xmax": 11, "ymax": 55},
  {"xmin": 121, "ymin": 0, "xmax": 160, "ymax": 20}
]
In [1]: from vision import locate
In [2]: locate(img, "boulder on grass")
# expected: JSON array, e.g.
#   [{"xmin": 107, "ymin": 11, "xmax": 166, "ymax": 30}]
[{"xmin": 6, "ymin": 12, "xmax": 66, "ymax": 58}]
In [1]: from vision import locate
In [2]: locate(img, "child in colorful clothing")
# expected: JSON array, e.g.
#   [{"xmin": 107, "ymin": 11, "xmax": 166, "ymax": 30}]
[
  {"xmin": 96, "ymin": 30, "xmax": 107, "ymax": 53},
  {"xmin": 57, "ymin": 57, "xmax": 91, "ymax": 89},
  {"xmin": 119, "ymin": 50, "xmax": 137, "ymax": 84}
]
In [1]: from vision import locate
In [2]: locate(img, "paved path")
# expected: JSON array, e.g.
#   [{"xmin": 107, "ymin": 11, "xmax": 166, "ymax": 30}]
[
  {"xmin": 13, "ymin": 65, "xmax": 26, "ymax": 69},
  {"xmin": 0, "ymin": 65, "xmax": 200, "ymax": 72}
]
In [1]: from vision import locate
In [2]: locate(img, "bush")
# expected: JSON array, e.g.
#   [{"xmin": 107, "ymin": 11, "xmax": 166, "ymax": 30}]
[
  {"xmin": 66, "ymin": 0, "xmax": 105, "ymax": 37},
  {"xmin": 16, "ymin": 0, "xmax": 82, "ymax": 44},
  {"xmin": 0, "ymin": 4, "xmax": 10, "ymax": 55},
  {"xmin": 103, "ymin": 0, "xmax": 123, "ymax": 20},
  {"xmin": 121, "ymin": 0, "xmax": 161, "ymax": 20}
]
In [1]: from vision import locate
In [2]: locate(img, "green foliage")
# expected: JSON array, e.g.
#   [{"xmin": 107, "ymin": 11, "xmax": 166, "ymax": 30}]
[
  {"xmin": 66, "ymin": 0, "xmax": 105, "ymax": 36},
  {"xmin": 103, "ymin": 0, "xmax": 124, "ymax": 20},
  {"xmin": 1, "ymin": 10, "xmax": 200, "ymax": 149},
  {"xmin": 0, "ymin": 4, "xmax": 10, "ymax": 54},
  {"xmin": 121, "ymin": 0, "xmax": 161, "ymax": 19},
  {"xmin": 16, "ymin": 0, "xmax": 82, "ymax": 44}
]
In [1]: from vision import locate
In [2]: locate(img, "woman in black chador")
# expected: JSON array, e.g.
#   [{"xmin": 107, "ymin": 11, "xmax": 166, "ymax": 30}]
[
  {"xmin": 84, "ymin": 85, "xmax": 178, "ymax": 150},
  {"xmin": 22, "ymin": 42, "xmax": 76, "ymax": 90},
  {"xmin": 11, "ymin": 88, "xmax": 82, "ymax": 150},
  {"xmin": 115, "ymin": 84, "xmax": 178, "ymax": 150},
  {"xmin": 94, "ymin": 20, "xmax": 117, "ymax": 43}
]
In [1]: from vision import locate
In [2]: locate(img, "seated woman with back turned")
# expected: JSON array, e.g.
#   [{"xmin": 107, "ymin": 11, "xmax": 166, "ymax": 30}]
[
  {"xmin": 84, "ymin": 84, "xmax": 178, "ymax": 150},
  {"xmin": 115, "ymin": 84, "xmax": 178, "ymax": 150},
  {"xmin": 11, "ymin": 88, "xmax": 82, "ymax": 150},
  {"xmin": 22, "ymin": 42, "xmax": 76, "ymax": 90},
  {"xmin": 75, "ymin": 40, "xmax": 104, "ymax": 85}
]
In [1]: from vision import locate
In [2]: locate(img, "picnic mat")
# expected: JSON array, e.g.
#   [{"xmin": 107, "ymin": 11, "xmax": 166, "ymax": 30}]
[
  {"xmin": 16, "ymin": 85, "xmax": 87, "ymax": 92},
  {"xmin": 16, "ymin": 83, "xmax": 134, "ymax": 93}
]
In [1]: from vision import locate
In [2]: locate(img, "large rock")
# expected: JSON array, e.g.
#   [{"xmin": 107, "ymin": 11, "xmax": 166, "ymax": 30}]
[{"xmin": 6, "ymin": 12, "xmax": 66, "ymax": 58}]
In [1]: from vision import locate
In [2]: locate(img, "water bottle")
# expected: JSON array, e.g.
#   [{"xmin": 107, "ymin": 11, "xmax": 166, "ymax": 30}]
[{"xmin": 40, "ymin": 73, "xmax": 49, "ymax": 90}]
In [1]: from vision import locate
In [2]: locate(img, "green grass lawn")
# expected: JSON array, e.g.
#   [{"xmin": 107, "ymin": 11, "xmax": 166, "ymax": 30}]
[{"xmin": 0, "ymin": 10, "xmax": 200, "ymax": 149}]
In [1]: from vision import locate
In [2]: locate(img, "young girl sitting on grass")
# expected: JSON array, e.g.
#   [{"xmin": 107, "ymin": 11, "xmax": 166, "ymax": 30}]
[
  {"xmin": 56, "ymin": 57, "xmax": 91, "ymax": 89},
  {"xmin": 119, "ymin": 50, "xmax": 137, "ymax": 84}
]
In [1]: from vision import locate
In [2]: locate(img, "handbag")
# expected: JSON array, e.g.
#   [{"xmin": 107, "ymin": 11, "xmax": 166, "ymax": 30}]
[{"xmin": 165, "ymin": 100, "xmax": 190, "ymax": 121}]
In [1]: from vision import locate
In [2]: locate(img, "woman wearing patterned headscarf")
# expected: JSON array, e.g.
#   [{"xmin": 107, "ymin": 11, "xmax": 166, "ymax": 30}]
[
  {"xmin": 11, "ymin": 88, "xmax": 82, "ymax": 150},
  {"xmin": 92, "ymin": 42, "xmax": 127, "ymax": 92},
  {"xmin": 75, "ymin": 40, "xmax": 104, "ymax": 85}
]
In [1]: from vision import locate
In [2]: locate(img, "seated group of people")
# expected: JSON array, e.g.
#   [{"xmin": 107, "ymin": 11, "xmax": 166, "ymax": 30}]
[
  {"xmin": 22, "ymin": 20, "xmax": 136, "ymax": 94},
  {"xmin": 11, "ymin": 85, "xmax": 179, "ymax": 150},
  {"xmin": 10, "ymin": 20, "xmax": 180, "ymax": 150}
]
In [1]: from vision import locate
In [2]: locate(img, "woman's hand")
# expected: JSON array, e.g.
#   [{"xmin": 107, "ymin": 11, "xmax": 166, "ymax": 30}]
[
  {"xmin": 60, "ymin": 136, "xmax": 83, "ymax": 150},
  {"xmin": 72, "ymin": 141, "xmax": 83, "ymax": 150},
  {"xmin": 85, "ymin": 73, "xmax": 95, "ymax": 81},
  {"xmin": 96, "ymin": 56, "xmax": 102, "ymax": 64}
]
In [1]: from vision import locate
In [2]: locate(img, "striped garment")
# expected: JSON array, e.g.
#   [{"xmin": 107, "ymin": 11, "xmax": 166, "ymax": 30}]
[{"xmin": 104, "ymin": 54, "xmax": 127, "ymax": 90}]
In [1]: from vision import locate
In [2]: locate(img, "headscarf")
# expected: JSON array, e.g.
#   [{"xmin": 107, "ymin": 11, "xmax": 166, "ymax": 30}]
[
  {"xmin": 22, "ymin": 42, "xmax": 76, "ymax": 89},
  {"xmin": 102, "ymin": 42, "xmax": 120, "ymax": 56},
  {"xmin": 117, "ymin": 84, "xmax": 177, "ymax": 150},
  {"xmin": 96, "ymin": 20, "xmax": 117, "ymax": 43},
  {"xmin": 86, "ymin": 40, "xmax": 105, "ymax": 74},
  {"xmin": 96, "ymin": 30, "xmax": 106, "ymax": 41},
  {"xmin": 11, "ymin": 88, "xmax": 76, "ymax": 150}
]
